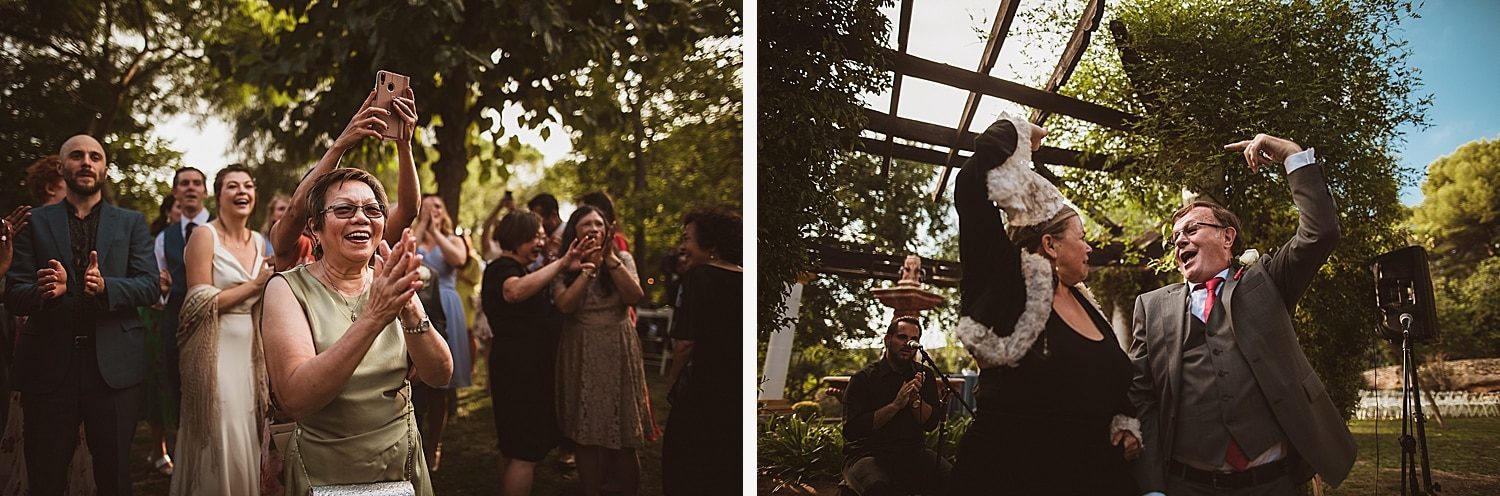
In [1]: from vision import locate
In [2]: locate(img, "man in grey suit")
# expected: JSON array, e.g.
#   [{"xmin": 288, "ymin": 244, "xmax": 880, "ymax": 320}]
[
  {"xmin": 4, "ymin": 135, "xmax": 157, "ymax": 495},
  {"xmin": 1129, "ymin": 133, "xmax": 1357, "ymax": 495}
]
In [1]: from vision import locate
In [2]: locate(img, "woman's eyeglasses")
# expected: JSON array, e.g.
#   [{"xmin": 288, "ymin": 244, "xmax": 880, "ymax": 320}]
[{"xmin": 321, "ymin": 202, "xmax": 387, "ymax": 219}]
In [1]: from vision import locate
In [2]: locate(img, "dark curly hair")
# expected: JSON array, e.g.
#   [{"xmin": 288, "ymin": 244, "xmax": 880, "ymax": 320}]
[
  {"xmin": 683, "ymin": 206, "xmax": 741, "ymax": 265},
  {"xmin": 25, "ymin": 155, "xmax": 63, "ymax": 204}
]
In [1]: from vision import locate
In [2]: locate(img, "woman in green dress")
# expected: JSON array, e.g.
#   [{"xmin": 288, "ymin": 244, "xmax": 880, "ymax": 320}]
[{"xmin": 260, "ymin": 165, "xmax": 453, "ymax": 494}]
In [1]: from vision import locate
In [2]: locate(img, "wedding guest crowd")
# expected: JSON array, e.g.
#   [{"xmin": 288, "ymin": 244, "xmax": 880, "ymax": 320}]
[{"xmin": 2, "ymin": 79, "xmax": 739, "ymax": 496}]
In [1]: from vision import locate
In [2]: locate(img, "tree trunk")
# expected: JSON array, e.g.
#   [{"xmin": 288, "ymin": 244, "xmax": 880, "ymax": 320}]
[{"xmin": 433, "ymin": 72, "xmax": 471, "ymax": 227}]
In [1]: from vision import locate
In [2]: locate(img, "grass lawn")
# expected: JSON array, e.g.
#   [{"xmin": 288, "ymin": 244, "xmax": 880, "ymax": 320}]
[
  {"xmin": 131, "ymin": 354, "xmax": 675, "ymax": 494},
  {"xmin": 1327, "ymin": 417, "xmax": 1500, "ymax": 495}
]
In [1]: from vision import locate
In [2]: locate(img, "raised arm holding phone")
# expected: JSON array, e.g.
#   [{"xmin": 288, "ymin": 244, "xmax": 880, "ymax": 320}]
[{"xmin": 270, "ymin": 74, "xmax": 420, "ymax": 271}]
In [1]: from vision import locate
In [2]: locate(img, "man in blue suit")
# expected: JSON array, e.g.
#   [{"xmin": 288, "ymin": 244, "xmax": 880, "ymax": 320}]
[{"xmin": 4, "ymin": 134, "xmax": 157, "ymax": 495}]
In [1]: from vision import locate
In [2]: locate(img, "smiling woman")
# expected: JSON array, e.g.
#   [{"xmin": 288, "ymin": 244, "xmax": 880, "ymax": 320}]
[
  {"xmin": 172, "ymin": 163, "xmax": 272, "ymax": 495},
  {"xmin": 258, "ymin": 167, "xmax": 452, "ymax": 494}
]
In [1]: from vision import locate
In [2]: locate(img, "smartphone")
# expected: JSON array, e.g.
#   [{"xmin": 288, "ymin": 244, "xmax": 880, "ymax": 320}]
[{"xmin": 372, "ymin": 70, "xmax": 411, "ymax": 141}]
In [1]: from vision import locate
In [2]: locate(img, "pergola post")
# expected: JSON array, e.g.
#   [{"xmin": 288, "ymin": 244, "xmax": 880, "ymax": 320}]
[{"xmin": 759, "ymin": 281, "xmax": 806, "ymax": 401}]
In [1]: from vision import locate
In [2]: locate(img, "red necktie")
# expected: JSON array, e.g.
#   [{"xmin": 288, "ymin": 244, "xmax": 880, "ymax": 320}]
[
  {"xmin": 1203, "ymin": 276, "xmax": 1251, "ymax": 470},
  {"xmin": 1202, "ymin": 276, "xmax": 1223, "ymax": 319}
]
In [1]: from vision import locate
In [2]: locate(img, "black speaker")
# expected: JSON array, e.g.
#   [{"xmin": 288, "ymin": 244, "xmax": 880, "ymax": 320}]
[{"xmin": 1371, "ymin": 246, "xmax": 1439, "ymax": 342}]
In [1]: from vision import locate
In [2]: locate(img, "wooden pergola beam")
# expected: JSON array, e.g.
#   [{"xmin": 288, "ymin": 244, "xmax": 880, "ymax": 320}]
[
  {"xmin": 1030, "ymin": 0, "xmax": 1107, "ymax": 126},
  {"xmin": 879, "ymin": 0, "xmax": 917, "ymax": 179},
  {"xmin": 862, "ymin": 109, "xmax": 1126, "ymax": 172},
  {"xmin": 889, "ymin": 50, "xmax": 1138, "ymax": 131}
]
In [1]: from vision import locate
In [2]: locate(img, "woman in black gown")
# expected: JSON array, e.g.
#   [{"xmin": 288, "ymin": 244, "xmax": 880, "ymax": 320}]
[
  {"xmin": 661, "ymin": 206, "xmax": 743, "ymax": 495},
  {"xmin": 949, "ymin": 116, "xmax": 1142, "ymax": 495},
  {"xmin": 482, "ymin": 210, "xmax": 598, "ymax": 495}
]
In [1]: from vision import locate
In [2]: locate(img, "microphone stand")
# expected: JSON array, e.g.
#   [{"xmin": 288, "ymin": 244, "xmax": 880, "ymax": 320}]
[
  {"xmin": 1396, "ymin": 314, "xmax": 1439, "ymax": 495},
  {"xmin": 916, "ymin": 345, "xmax": 974, "ymax": 487}
]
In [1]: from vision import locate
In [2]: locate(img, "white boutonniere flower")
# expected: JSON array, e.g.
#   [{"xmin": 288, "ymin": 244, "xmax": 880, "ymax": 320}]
[{"xmin": 1238, "ymin": 249, "xmax": 1261, "ymax": 267}]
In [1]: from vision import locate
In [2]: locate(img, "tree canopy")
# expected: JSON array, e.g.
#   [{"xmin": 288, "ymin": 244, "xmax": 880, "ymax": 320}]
[
  {"xmin": 1411, "ymin": 137, "xmax": 1500, "ymax": 359},
  {"xmin": 1411, "ymin": 137, "xmax": 1500, "ymax": 277},
  {"xmin": 206, "ymin": 0, "xmax": 738, "ymax": 229},
  {"xmin": 759, "ymin": 0, "xmax": 893, "ymax": 338},
  {"xmin": 1, "ymin": 0, "xmax": 230, "ymax": 214}
]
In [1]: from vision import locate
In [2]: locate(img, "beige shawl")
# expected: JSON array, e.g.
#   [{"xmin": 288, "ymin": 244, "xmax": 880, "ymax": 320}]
[{"xmin": 177, "ymin": 284, "xmax": 271, "ymax": 447}]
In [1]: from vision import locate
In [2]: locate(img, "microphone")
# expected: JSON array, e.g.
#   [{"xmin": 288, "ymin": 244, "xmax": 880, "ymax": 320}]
[
  {"xmin": 1399, "ymin": 313, "xmax": 1413, "ymax": 330},
  {"xmin": 905, "ymin": 340, "xmax": 923, "ymax": 350}
]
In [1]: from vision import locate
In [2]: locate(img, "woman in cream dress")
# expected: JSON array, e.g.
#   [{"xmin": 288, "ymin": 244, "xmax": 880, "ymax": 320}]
[{"xmin": 172, "ymin": 165, "xmax": 273, "ymax": 495}]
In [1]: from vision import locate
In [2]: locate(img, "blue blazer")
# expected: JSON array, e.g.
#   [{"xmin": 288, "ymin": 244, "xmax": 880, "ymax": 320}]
[{"xmin": 4, "ymin": 201, "xmax": 157, "ymax": 392}]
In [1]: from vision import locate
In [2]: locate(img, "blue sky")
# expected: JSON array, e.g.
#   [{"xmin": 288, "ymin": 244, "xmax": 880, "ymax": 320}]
[{"xmin": 1393, "ymin": 0, "xmax": 1500, "ymax": 206}]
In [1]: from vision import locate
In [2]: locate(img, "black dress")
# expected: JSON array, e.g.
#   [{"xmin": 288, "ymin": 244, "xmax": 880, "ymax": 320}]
[
  {"xmin": 661, "ymin": 264, "xmax": 742, "ymax": 495},
  {"xmin": 481, "ymin": 256, "xmax": 563, "ymax": 462},
  {"xmin": 949, "ymin": 134, "xmax": 1139, "ymax": 495}
]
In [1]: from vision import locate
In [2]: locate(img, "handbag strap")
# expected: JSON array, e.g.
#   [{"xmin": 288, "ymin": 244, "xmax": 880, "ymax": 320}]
[
  {"xmin": 293, "ymin": 380, "xmax": 418, "ymax": 486},
  {"xmin": 403, "ymin": 380, "xmax": 415, "ymax": 481}
]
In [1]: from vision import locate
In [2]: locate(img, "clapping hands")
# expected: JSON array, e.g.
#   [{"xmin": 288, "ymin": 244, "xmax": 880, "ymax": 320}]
[
  {"xmin": 368, "ymin": 228, "xmax": 424, "ymax": 324},
  {"xmin": 82, "ymin": 251, "xmax": 104, "ymax": 297},
  {"xmin": 36, "ymin": 259, "xmax": 68, "ymax": 299},
  {"xmin": 564, "ymin": 235, "xmax": 602, "ymax": 275},
  {"xmin": 894, "ymin": 372, "xmax": 925, "ymax": 408}
]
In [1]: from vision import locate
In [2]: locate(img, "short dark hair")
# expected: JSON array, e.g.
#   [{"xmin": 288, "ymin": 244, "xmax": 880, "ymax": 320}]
[
  {"xmin": 306, "ymin": 168, "xmax": 389, "ymax": 232},
  {"xmin": 576, "ymin": 191, "xmax": 617, "ymax": 223},
  {"xmin": 683, "ymin": 206, "xmax": 741, "ymax": 265},
  {"xmin": 886, "ymin": 316, "xmax": 922, "ymax": 336},
  {"xmin": 173, "ymin": 167, "xmax": 206, "ymax": 188},
  {"xmin": 495, "ymin": 210, "xmax": 543, "ymax": 252},
  {"xmin": 1170, "ymin": 200, "xmax": 1242, "ymax": 250},
  {"xmin": 213, "ymin": 164, "xmax": 254, "ymax": 198},
  {"xmin": 527, "ymin": 193, "xmax": 559, "ymax": 217}
]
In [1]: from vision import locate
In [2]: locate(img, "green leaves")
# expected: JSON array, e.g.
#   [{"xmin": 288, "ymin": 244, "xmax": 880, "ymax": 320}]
[{"xmin": 760, "ymin": 0, "xmax": 894, "ymax": 339}]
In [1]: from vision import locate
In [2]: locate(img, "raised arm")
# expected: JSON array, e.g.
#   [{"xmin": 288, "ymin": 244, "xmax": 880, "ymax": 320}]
[
  {"xmin": 1223, "ymin": 135, "xmax": 1339, "ymax": 307},
  {"xmin": 385, "ymin": 88, "xmax": 420, "ymax": 245},
  {"xmin": 603, "ymin": 250, "xmax": 644, "ymax": 306},
  {"xmin": 503, "ymin": 236, "xmax": 597, "ymax": 304},
  {"xmin": 273, "ymin": 91, "xmax": 386, "ymax": 271},
  {"xmin": 955, "ymin": 120, "xmax": 1024, "ymax": 329}
]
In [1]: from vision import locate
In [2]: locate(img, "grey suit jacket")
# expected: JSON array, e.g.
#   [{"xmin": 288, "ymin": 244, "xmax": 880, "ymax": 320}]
[
  {"xmin": 1128, "ymin": 163, "xmax": 1357, "ymax": 490},
  {"xmin": 3, "ymin": 201, "xmax": 157, "ymax": 392}
]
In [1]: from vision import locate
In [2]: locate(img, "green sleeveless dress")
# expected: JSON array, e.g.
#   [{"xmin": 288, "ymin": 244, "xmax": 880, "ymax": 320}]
[{"xmin": 278, "ymin": 266, "xmax": 433, "ymax": 495}]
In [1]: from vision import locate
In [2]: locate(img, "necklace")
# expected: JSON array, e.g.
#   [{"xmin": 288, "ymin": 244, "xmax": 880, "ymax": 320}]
[
  {"xmin": 316, "ymin": 263, "xmax": 365, "ymax": 321},
  {"xmin": 215, "ymin": 220, "xmax": 253, "ymax": 247}
]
